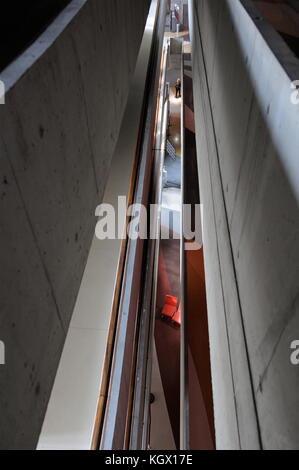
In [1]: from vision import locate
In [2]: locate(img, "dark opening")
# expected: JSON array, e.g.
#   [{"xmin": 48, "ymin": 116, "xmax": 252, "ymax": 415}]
[
  {"xmin": 253, "ymin": 0, "xmax": 299, "ymax": 58},
  {"xmin": 0, "ymin": 1, "xmax": 72, "ymax": 71}
]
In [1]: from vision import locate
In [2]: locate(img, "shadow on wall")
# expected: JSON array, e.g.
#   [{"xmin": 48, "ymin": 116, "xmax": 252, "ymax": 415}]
[{"xmin": 194, "ymin": 0, "xmax": 299, "ymax": 449}]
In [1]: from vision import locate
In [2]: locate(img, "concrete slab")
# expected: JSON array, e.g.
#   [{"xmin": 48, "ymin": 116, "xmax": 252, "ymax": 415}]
[
  {"xmin": 0, "ymin": 0, "xmax": 151, "ymax": 449},
  {"xmin": 190, "ymin": 0, "xmax": 299, "ymax": 450}
]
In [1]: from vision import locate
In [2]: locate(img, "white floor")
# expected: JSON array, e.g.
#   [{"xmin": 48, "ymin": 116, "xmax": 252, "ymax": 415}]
[{"xmin": 37, "ymin": 235, "xmax": 115, "ymax": 450}]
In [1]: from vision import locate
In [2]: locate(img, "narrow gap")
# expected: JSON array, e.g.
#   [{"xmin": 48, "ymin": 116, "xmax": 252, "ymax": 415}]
[{"xmin": 148, "ymin": 0, "xmax": 215, "ymax": 451}]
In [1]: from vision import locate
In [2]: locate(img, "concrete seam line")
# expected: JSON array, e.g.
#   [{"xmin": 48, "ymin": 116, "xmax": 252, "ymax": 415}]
[
  {"xmin": 0, "ymin": 136, "xmax": 67, "ymax": 334},
  {"xmin": 69, "ymin": 35, "xmax": 100, "ymax": 195}
]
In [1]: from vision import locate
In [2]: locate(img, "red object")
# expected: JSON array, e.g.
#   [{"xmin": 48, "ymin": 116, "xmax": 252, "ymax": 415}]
[
  {"xmin": 161, "ymin": 295, "xmax": 178, "ymax": 319},
  {"xmin": 161, "ymin": 295, "xmax": 181, "ymax": 326},
  {"xmin": 172, "ymin": 304, "xmax": 181, "ymax": 326}
]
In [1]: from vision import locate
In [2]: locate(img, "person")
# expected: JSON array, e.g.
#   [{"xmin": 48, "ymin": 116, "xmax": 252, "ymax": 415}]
[{"xmin": 175, "ymin": 78, "xmax": 181, "ymax": 98}]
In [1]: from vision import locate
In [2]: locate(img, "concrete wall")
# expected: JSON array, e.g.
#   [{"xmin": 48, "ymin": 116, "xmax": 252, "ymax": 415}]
[
  {"xmin": 190, "ymin": 0, "xmax": 299, "ymax": 449},
  {"xmin": 0, "ymin": 0, "xmax": 150, "ymax": 449}
]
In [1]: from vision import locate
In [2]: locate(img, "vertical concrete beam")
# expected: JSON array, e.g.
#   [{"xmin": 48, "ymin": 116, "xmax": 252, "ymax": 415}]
[
  {"xmin": 0, "ymin": 0, "xmax": 151, "ymax": 449},
  {"xmin": 191, "ymin": 0, "xmax": 299, "ymax": 449}
]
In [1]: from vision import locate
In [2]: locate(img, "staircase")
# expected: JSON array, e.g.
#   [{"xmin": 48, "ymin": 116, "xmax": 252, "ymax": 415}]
[{"xmin": 166, "ymin": 139, "xmax": 176, "ymax": 160}]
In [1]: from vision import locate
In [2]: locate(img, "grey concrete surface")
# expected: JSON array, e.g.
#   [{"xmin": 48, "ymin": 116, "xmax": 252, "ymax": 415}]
[
  {"xmin": 190, "ymin": 0, "xmax": 299, "ymax": 450},
  {"xmin": 0, "ymin": 0, "xmax": 150, "ymax": 449}
]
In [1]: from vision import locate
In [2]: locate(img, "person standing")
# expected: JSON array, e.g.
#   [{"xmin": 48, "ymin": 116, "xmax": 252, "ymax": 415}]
[{"xmin": 175, "ymin": 78, "xmax": 181, "ymax": 98}]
